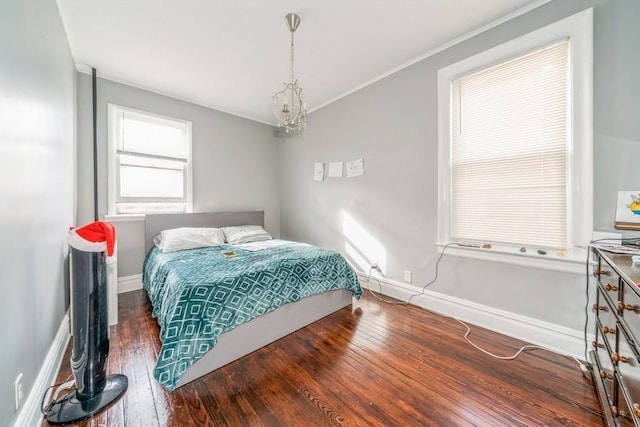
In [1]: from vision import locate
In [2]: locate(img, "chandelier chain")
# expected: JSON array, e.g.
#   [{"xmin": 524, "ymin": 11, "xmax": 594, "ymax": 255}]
[{"xmin": 290, "ymin": 32, "xmax": 295, "ymax": 83}]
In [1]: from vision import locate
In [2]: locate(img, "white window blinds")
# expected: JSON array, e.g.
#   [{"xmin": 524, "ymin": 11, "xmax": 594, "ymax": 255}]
[
  {"xmin": 119, "ymin": 110, "xmax": 189, "ymax": 159},
  {"xmin": 108, "ymin": 104, "xmax": 192, "ymax": 215},
  {"xmin": 450, "ymin": 40, "xmax": 569, "ymax": 248}
]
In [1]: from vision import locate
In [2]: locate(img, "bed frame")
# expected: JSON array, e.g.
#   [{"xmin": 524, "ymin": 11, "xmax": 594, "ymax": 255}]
[{"xmin": 144, "ymin": 211, "xmax": 354, "ymax": 389}]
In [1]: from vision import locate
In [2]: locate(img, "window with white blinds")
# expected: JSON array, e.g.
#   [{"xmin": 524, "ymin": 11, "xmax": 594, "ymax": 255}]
[
  {"xmin": 450, "ymin": 41, "xmax": 569, "ymax": 248},
  {"xmin": 437, "ymin": 9, "xmax": 593, "ymax": 264},
  {"xmin": 108, "ymin": 105, "xmax": 192, "ymax": 215}
]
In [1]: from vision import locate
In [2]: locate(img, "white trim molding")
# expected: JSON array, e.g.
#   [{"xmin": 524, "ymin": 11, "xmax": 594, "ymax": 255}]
[
  {"xmin": 357, "ymin": 272, "xmax": 592, "ymax": 361},
  {"xmin": 15, "ymin": 312, "xmax": 70, "ymax": 427},
  {"xmin": 119, "ymin": 274, "xmax": 143, "ymax": 294},
  {"xmin": 104, "ymin": 214, "xmax": 145, "ymax": 223}
]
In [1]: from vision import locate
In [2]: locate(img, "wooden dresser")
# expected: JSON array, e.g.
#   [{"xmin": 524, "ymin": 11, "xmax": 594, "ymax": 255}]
[{"xmin": 592, "ymin": 248, "xmax": 640, "ymax": 426}]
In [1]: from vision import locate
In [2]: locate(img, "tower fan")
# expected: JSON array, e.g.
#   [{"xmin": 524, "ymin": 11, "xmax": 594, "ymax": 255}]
[{"xmin": 45, "ymin": 69, "xmax": 127, "ymax": 424}]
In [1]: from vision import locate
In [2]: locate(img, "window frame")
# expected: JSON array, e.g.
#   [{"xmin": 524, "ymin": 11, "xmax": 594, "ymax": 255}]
[
  {"xmin": 107, "ymin": 104, "xmax": 193, "ymax": 216},
  {"xmin": 436, "ymin": 9, "xmax": 593, "ymax": 272}
]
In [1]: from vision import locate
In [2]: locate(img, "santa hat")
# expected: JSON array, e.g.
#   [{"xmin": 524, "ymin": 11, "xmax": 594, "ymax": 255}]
[{"xmin": 68, "ymin": 221, "xmax": 116, "ymax": 257}]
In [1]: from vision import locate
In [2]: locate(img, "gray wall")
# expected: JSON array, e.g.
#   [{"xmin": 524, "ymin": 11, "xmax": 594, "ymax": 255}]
[
  {"xmin": 76, "ymin": 75, "xmax": 280, "ymax": 276},
  {"xmin": 593, "ymin": 0, "xmax": 640, "ymax": 231},
  {"xmin": 279, "ymin": 0, "xmax": 640, "ymax": 332},
  {"xmin": 0, "ymin": 0, "xmax": 76, "ymax": 424}
]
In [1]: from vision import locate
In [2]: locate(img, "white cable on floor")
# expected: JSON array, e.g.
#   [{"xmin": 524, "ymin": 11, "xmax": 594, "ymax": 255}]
[
  {"xmin": 41, "ymin": 376, "xmax": 75, "ymax": 416},
  {"xmin": 454, "ymin": 318, "xmax": 544, "ymax": 360},
  {"xmin": 361, "ymin": 249, "xmax": 587, "ymax": 369},
  {"xmin": 51, "ymin": 379, "xmax": 75, "ymax": 401}
]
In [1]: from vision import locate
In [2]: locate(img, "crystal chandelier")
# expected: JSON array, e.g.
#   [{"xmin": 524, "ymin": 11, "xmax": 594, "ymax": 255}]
[{"xmin": 273, "ymin": 13, "xmax": 307, "ymax": 132}]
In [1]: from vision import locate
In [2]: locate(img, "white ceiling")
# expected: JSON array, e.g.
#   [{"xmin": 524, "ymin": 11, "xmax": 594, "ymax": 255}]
[{"xmin": 56, "ymin": 0, "xmax": 546, "ymax": 126}]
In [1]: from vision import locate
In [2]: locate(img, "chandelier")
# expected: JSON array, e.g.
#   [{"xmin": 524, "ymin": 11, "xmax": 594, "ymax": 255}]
[{"xmin": 273, "ymin": 13, "xmax": 307, "ymax": 132}]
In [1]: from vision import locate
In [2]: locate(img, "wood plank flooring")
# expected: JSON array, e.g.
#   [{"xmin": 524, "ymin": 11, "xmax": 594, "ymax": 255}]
[{"xmin": 43, "ymin": 290, "xmax": 603, "ymax": 426}]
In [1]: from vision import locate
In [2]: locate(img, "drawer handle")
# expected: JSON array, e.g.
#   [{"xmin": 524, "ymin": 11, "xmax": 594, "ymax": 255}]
[
  {"xmin": 618, "ymin": 302, "xmax": 638, "ymax": 312},
  {"xmin": 593, "ymin": 304, "xmax": 607, "ymax": 312},
  {"xmin": 600, "ymin": 370, "xmax": 614, "ymax": 380},
  {"xmin": 592, "ymin": 341, "xmax": 604, "ymax": 349},
  {"xmin": 612, "ymin": 353, "xmax": 630, "ymax": 364},
  {"xmin": 602, "ymin": 326, "xmax": 616, "ymax": 335},
  {"xmin": 605, "ymin": 283, "xmax": 618, "ymax": 292},
  {"xmin": 595, "ymin": 268, "xmax": 612, "ymax": 276}
]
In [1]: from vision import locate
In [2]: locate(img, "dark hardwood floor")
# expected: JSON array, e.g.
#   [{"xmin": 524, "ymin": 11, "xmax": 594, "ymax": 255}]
[{"xmin": 44, "ymin": 289, "xmax": 603, "ymax": 426}]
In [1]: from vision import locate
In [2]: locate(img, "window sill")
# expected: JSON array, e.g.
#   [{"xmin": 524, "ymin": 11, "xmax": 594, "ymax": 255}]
[
  {"xmin": 436, "ymin": 242, "xmax": 593, "ymax": 274},
  {"xmin": 104, "ymin": 214, "xmax": 146, "ymax": 223}
]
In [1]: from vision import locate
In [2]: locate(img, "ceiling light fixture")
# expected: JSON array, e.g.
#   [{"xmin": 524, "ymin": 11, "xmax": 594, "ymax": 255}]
[{"xmin": 273, "ymin": 13, "xmax": 306, "ymax": 133}]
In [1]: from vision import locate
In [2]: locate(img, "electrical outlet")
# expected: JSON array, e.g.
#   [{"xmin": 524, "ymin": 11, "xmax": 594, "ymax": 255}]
[
  {"xmin": 14, "ymin": 373, "xmax": 23, "ymax": 411},
  {"xmin": 404, "ymin": 270, "xmax": 412, "ymax": 283}
]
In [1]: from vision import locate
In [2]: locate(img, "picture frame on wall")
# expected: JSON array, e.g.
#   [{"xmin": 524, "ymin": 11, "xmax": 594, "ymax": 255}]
[{"xmin": 614, "ymin": 191, "xmax": 640, "ymax": 230}]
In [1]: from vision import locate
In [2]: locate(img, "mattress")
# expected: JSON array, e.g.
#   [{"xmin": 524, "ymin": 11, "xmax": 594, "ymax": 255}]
[{"xmin": 142, "ymin": 240, "xmax": 362, "ymax": 390}]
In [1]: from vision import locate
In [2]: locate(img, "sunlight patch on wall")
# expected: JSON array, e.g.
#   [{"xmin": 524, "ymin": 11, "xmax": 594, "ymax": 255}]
[
  {"xmin": 342, "ymin": 211, "xmax": 386, "ymax": 272},
  {"xmin": 0, "ymin": 98, "xmax": 50, "ymax": 144},
  {"xmin": 0, "ymin": 98, "xmax": 55, "ymax": 201}
]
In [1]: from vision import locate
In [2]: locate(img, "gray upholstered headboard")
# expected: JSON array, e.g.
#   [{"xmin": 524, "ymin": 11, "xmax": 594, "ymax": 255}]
[{"xmin": 144, "ymin": 211, "xmax": 265, "ymax": 253}]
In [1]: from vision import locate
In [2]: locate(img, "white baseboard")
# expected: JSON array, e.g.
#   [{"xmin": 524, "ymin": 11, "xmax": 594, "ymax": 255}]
[
  {"xmin": 118, "ymin": 274, "xmax": 142, "ymax": 294},
  {"xmin": 15, "ymin": 312, "xmax": 70, "ymax": 427},
  {"xmin": 357, "ymin": 272, "xmax": 593, "ymax": 361}
]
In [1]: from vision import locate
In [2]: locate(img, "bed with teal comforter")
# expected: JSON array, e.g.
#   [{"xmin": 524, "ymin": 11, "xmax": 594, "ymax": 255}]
[{"xmin": 142, "ymin": 240, "xmax": 362, "ymax": 390}]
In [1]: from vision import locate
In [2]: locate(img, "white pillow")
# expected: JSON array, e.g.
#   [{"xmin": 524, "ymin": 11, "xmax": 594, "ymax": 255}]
[
  {"xmin": 222, "ymin": 225, "xmax": 272, "ymax": 244},
  {"xmin": 154, "ymin": 227, "xmax": 225, "ymax": 252}
]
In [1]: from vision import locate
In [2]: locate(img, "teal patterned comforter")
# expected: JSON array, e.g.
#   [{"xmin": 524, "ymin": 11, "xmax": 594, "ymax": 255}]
[{"xmin": 142, "ymin": 241, "xmax": 362, "ymax": 390}]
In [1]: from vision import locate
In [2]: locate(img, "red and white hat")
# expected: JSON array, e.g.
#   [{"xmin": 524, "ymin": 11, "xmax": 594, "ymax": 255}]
[{"xmin": 68, "ymin": 221, "xmax": 116, "ymax": 257}]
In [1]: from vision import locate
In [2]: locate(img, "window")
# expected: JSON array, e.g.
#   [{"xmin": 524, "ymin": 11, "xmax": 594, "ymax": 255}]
[
  {"xmin": 437, "ymin": 9, "xmax": 592, "ymax": 266},
  {"xmin": 108, "ymin": 105, "xmax": 192, "ymax": 215}
]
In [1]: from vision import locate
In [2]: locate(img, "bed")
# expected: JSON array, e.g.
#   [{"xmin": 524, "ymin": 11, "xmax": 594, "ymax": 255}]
[{"xmin": 142, "ymin": 211, "xmax": 362, "ymax": 390}]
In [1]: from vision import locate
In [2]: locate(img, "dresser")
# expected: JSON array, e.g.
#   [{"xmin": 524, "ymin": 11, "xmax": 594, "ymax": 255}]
[{"xmin": 592, "ymin": 248, "xmax": 640, "ymax": 426}]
